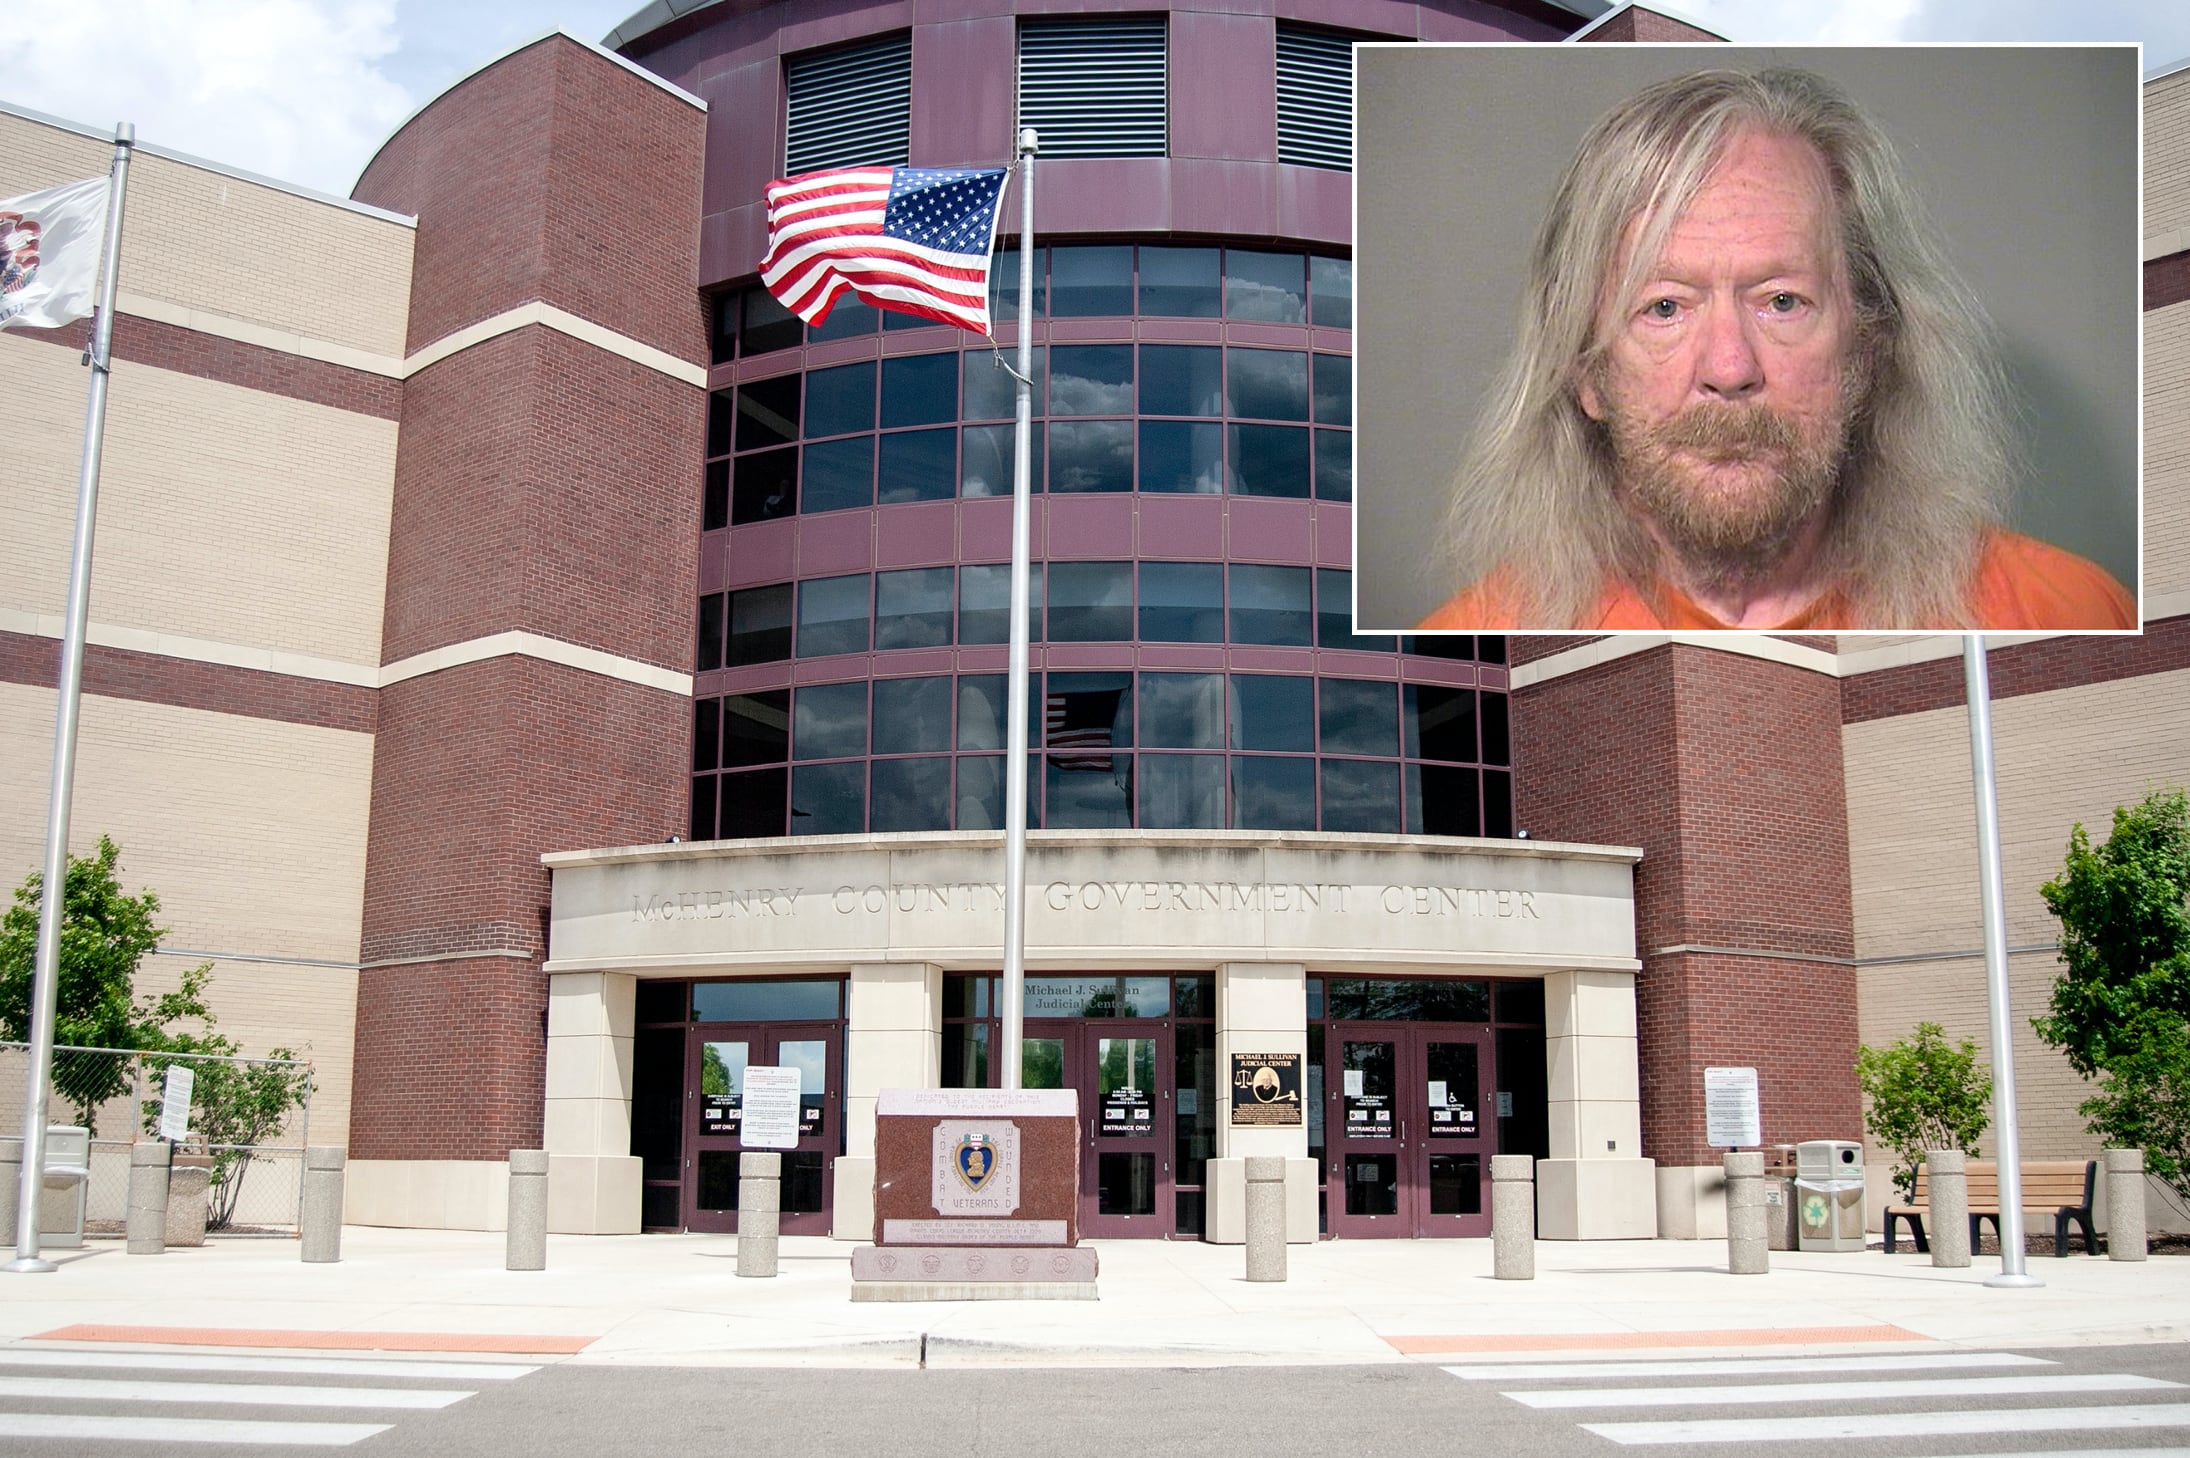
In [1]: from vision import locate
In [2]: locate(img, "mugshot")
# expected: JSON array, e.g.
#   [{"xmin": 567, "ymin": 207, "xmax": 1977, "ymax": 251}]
[{"xmin": 1353, "ymin": 45, "xmax": 2140, "ymax": 633}]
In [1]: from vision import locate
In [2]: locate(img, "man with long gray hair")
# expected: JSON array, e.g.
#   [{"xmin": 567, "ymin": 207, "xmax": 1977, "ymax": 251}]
[{"xmin": 1420, "ymin": 68, "xmax": 2133, "ymax": 632}]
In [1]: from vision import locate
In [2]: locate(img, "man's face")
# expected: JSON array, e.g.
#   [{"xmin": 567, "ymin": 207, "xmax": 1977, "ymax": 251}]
[{"xmin": 1577, "ymin": 128, "xmax": 1859, "ymax": 570}]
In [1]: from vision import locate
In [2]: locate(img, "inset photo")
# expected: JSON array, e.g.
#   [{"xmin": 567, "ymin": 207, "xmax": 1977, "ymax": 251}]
[{"xmin": 1354, "ymin": 44, "xmax": 2141, "ymax": 633}]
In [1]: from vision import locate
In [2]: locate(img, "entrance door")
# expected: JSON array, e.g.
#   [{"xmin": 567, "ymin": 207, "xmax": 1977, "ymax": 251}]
[
  {"xmin": 683, "ymin": 1022, "xmax": 839, "ymax": 1235},
  {"xmin": 1022, "ymin": 1019, "xmax": 1171, "ymax": 1237},
  {"xmin": 1325, "ymin": 1024, "xmax": 1492, "ymax": 1237}
]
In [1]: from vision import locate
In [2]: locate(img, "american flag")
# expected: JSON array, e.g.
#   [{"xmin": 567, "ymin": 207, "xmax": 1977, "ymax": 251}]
[
  {"xmin": 760, "ymin": 165, "xmax": 1009, "ymax": 335},
  {"xmin": 1045, "ymin": 687, "xmax": 1125, "ymax": 772}
]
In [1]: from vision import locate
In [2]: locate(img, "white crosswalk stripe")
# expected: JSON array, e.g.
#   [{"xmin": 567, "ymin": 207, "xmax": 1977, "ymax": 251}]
[
  {"xmin": 0, "ymin": 1344, "xmax": 535, "ymax": 1447},
  {"xmin": 1461, "ymin": 1348, "xmax": 2190, "ymax": 1454}
]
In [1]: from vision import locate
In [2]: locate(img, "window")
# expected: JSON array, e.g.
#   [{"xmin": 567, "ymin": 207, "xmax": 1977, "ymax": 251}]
[
  {"xmin": 1018, "ymin": 17, "xmax": 1167, "ymax": 159},
  {"xmin": 785, "ymin": 33, "xmax": 912, "ymax": 174},
  {"xmin": 1275, "ymin": 25, "xmax": 1355, "ymax": 171}
]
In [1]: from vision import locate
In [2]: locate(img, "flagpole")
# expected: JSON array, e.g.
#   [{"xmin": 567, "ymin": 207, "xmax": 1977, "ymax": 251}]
[
  {"xmin": 1962, "ymin": 633, "xmax": 2041, "ymax": 1289},
  {"xmin": 1000, "ymin": 127, "xmax": 1037, "ymax": 1092},
  {"xmin": 9, "ymin": 123, "xmax": 134, "ymax": 1275}
]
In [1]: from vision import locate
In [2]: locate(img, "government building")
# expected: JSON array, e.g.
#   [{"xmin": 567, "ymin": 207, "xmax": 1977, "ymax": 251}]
[{"xmin": 2, "ymin": 0, "xmax": 2181, "ymax": 1244}]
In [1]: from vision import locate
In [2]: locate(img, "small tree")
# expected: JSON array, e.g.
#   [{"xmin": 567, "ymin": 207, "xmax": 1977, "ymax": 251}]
[
  {"xmin": 1855, "ymin": 1023, "xmax": 1992, "ymax": 1202},
  {"xmin": 0, "ymin": 836, "xmax": 213, "ymax": 1121},
  {"xmin": 2035, "ymin": 787, "xmax": 2190, "ymax": 1202},
  {"xmin": 144, "ymin": 1038, "xmax": 313, "ymax": 1230}
]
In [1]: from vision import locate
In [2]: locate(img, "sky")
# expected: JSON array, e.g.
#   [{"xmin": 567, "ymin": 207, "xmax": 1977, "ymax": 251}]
[{"xmin": 0, "ymin": 0, "xmax": 2186, "ymax": 201}]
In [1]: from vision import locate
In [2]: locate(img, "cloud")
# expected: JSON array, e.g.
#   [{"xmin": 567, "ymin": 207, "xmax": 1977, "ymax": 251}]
[{"xmin": 0, "ymin": 0, "xmax": 414, "ymax": 198}]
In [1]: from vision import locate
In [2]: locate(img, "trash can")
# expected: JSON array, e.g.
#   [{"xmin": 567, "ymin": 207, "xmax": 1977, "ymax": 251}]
[
  {"xmin": 1795, "ymin": 1139, "xmax": 1864, "ymax": 1252},
  {"xmin": 1763, "ymin": 1144, "xmax": 1799, "ymax": 1251},
  {"xmin": 39, "ymin": 1125, "xmax": 92, "ymax": 1250}
]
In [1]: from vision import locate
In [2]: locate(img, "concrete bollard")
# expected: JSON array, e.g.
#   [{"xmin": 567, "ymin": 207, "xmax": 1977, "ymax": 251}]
[
  {"xmin": 1244, "ymin": 1155, "xmax": 1287, "ymax": 1282},
  {"xmin": 2105, "ymin": 1148, "xmax": 2147, "ymax": 1261},
  {"xmin": 126, "ymin": 1142, "xmax": 171, "ymax": 1255},
  {"xmin": 736, "ymin": 1152, "xmax": 780, "ymax": 1278},
  {"xmin": 1492, "ymin": 1154, "xmax": 1535, "ymax": 1280},
  {"xmin": 299, "ymin": 1146, "xmax": 345, "ymax": 1263},
  {"xmin": 1724, "ymin": 1151, "xmax": 1768, "ymax": 1275},
  {"xmin": 0, "ymin": 1139, "xmax": 17, "ymax": 1246},
  {"xmin": 1926, "ymin": 1150, "xmax": 1970, "ymax": 1268},
  {"xmin": 507, "ymin": 1150, "xmax": 548, "ymax": 1271},
  {"xmin": 167, "ymin": 1155, "xmax": 212, "ymax": 1247}
]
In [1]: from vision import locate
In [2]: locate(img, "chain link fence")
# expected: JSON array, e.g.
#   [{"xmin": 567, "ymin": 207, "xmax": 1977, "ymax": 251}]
[{"xmin": 0, "ymin": 1042, "xmax": 314, "ymax": 1236}]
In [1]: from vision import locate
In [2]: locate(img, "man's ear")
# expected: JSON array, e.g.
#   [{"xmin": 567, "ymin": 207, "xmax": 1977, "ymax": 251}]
[{"xmin": 1576, "ymin": 371, "xmax": 1606, "ymax": 422}]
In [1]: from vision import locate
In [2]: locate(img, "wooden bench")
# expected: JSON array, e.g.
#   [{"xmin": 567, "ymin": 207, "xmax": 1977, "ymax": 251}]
[{"xmin": 1882, "ymin": 1159, "xmax": 2097, "ymax": 1256}]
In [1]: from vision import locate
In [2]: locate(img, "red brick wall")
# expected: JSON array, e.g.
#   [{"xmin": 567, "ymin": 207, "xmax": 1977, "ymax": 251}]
[
  {"xmin": 19, "ymin": 314, "xmax": 401, "ymax": 418},
  {"xmin": 1579, "ymin": 7, "xmax": 1726, "ymax": 42},
  {"xmin": 1515, "ymin": 643, "xmax": 1859, "ymax": 1170},
  {"xmin": 1842, "ymin": 615, "xmax": 2190, "ymax": 724},
  {"xmin": 354, "ymin": 36, "xmax": 707, "ymax": 367},
  {"xmin": 0, "ymin": 633, "xmax": 376, "ymax": 734},
  {"xmin": 349, "ymin": 36, "xmax": 706, "ymax": 1161}
]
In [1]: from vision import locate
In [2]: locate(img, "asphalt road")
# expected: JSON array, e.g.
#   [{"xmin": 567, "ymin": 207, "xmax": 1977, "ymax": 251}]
[{"xmin": 8, "ymin": 1339, "xmax": 2190, "ymax": 1457}]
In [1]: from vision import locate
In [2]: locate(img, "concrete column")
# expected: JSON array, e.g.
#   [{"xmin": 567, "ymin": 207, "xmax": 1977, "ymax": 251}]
[
  {"xmin": 507, "ymin": 1150, "xmax": 548, "ymax": 1271},
  {"xmin": 2105, "ymin": 1149, "xmax": 2146, "ymax": 1261},
  {"xmin": 542, "ymin": 971, "xmax": 642, "ymax": 1235},
  {"xmin": 300, "ymin": 1146, "xmax": 345, "ymax": 1263},
  {"xmin": 1245, "ymin": 1155, "xmax": 1286, "ymax": 1282},
  {"xmin": 1927, "ymin": 1150, "xmax": 1970, "ymax": 1268},
  {"xmin": 126, "ymin": 1142, "xmax": 171, "ymax": 1255},
  {"xmin": 837, "ymin": 963, "xmax": 942, "ymax": 1240},
  {"xmin": 737, "ymin": 1151, "xmax": 780, "ymax": 1278},
  {"xmin": 1723, "ymin": 1151, "xmax": 1766, "ymax": 1274},
  {"xmin": 1537, "ymin": 969, "xmax": 1655, "ymax": 1239},
  {"xmin": 1492, "ymin": 1154, "xmax": 1535, "ymax": 1280},
  {"xmin": 1209, "ymin": 963, "xmax": 1315, "ymax": 1244}
]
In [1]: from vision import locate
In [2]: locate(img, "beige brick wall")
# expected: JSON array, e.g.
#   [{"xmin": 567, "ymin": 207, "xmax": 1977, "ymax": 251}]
[
  {"xmin": 2149, "ymin": 71, "xmax": 2190, "ymax": 241},
  {"xmin": 0, "ymin": 685, "xmax": 369, "ymax": 1144},
  {"xmin": 1, "ymin": 336, "xmax": 395, "ymax": 669},
  {"xmin": 0, "ymin": 109, "xmax": 413, "ymax": 361},
  {"xmin": 2152, "ymin": 302, "xmax": 2190, "ymax": 606},
  {"xmin": 1846, "ymin": 666, "xmax": 2190, "ymax": 1161}
]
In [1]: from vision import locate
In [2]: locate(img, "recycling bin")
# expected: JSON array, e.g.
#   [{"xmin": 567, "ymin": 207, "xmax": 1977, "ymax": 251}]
[{"xmin": 1796, "ymin": 1139, "xmax": 1865, "ymax": 1252}]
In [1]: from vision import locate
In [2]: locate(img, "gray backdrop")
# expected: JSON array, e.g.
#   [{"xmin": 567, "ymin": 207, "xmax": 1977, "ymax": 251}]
[{"xmin": 1353, "ymin": 44, "xmax": 2141, "ymax": 631}]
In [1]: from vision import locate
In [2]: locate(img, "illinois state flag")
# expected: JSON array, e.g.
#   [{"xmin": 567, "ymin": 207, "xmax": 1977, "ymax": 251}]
[
  {"xmin": 0, "ymin": 177, "xmax": 109, "ymax": 330},
  {"xmin": 761, "ymin": 165, "xmax": 1008, "ymax": 335}
]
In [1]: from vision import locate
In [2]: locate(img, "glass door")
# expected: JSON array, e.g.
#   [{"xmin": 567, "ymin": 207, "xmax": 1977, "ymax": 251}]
[
  {"xmin": 1418, "ymin": 1027, "xmax": 1493, "ymax": 1237},
  {"xmin": 684, "ymin": 1022, "xmax": 840, "ymax": 1235},
  {"xmin": 1021, "ymin": 1019, "xmax": 1172, "ymax": 1237},
  {"xmin": 1327, "ymin": 1031, "xmax": 1404, "ymax": 1236},
  {"xmin": 1324, "ymin": 1024, "xmax": 1494, "ymax": 1237}
]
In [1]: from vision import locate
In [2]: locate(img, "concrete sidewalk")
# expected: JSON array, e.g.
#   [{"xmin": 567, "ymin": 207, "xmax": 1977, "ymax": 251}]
[{"xmin": 1, "ymin": 1230, "xmax": 2185, "ymax": 1368}]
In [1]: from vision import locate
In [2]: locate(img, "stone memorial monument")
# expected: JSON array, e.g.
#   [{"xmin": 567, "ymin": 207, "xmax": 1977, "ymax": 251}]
[{"xmin": 850, "ymin": 1087, "xmax": 1094, "ymax": 1301}]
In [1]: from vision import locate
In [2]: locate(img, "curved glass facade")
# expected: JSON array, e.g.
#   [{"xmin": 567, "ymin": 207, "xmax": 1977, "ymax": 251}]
[{"xmin": 692, "ymin": 238, "xmax": 1509, "ymax": 841}]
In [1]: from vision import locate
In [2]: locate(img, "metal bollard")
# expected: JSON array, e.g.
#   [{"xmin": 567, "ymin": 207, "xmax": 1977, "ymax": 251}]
[
  {"xmin": 1492, "ymin": 1154, "xmax": 1535, "ymax": 1279},
  {"xmin": 1927, "ymin": 1150, "xmax": 1970, "ymax": 1268},
  {"xmin": 507, "ymin": 1150, "xmax": 548, "ymax": 1271},
  {"xmin": 1724, "ymin": 1151, "xmax": 1768, "ymax": 1274},
  {"xmin": 1245, "ymin": 1156, "xmax": 1286, "ymax": 1282},
  {"xmin": 2105, "ymin": 1148, "xmax": 2147, "ymax": 1261},
  {"xmin": 736, "ymin": 1152, "xmax": 780, "ymax": 1278},
  {"xmin": 126, "ymin": 1142, "xmax": 171, "ymax": 1255},
  {"xmin": 299, "ymin": 1146, "xmax": 345, "ymax": 1263}
]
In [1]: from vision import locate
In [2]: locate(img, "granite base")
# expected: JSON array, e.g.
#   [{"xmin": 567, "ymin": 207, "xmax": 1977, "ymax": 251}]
[{"xmin": 849, "ymin": 1244, "xmax": 1098, "ymax": 1301}]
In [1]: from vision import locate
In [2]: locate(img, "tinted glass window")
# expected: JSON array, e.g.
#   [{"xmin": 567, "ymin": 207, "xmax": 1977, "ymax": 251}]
[
  {"xmin": 693, "ymin": 979, "xmax": 841, "ymax": 1021},
  {"xmin": 732, "ymin": 447, "xmax": 797, "ymax": 524},
  {"xmin": 959, "ymin": 562, "xmax": 1042, "ymax": 644},
  {"xmin": 793, "ymin": 680, "xmax": 868, "ymax": 760},
  {"xmin": 791, "ymin": 760, "xmax": 865, "ymax": 833},
  {"xmin": 808, "ymin": 297, "xmax": 878, "ymax": 341},
  {"xmin": 871, "ymin": 675, "xmax": 954, "ymax": 755},
  {"xmin": 1138, "ymin": 561, "xmax": 1223, "ymax": 642},
  {"xmin": 1406, "ymin": 686, "xmax": 1477, "ymax": 763},
  {"xmin": 1139, "ymin": 246, "xmax": 1221, "ymax": 317},
  {"xmin": 1316, "ymin": 567, "xmax": 1394, "ymax": 651},
  {"xmin": 878, "ymin": 427, "xmax": 957, "ymax": 503},
  {"xmin": 737, "ymin": 373, "xmax": 800, "ymax": 451},
  {"xmin": 801, "ymin": 436, "xmax": 874, "ymax": 513},
  {"xmin": 1230, "ymin": 564, "xmax": 1311, "ymax": 645},
  {"xmin": 957, "ymin": 674, "xmax": 1017, "ymax": 751},
  {"xmin": 1048, "ymin": 560, "xmax": 1133, "ymax": 640},
  {"xmin": 962, "ymin": 422, "xmax": 1042, "ymax": 497},
  {"xmin": 720, "ymin": 766, "xmax": 788, "ymax": 838},
  {"xmin": 1049, "ymin": 345, "xmax": 1134, "ymax": 415},
  {"xmin": 1310, "ymin": 256, "xmax": 1352, "ymax": 329},
  {"xmin": 724, "ymin": 690, "xmax": 791, "ymax": 767},
  {"xmin": 742, "ymin": 287, "xmax": 800, "ymax": 356},
  {"xmin": 1050, "ymin": 245, "xmax": 1133, "ymax": 316},
  {"xmin": 1484, "ymin": 768, "xmax": 1513, "ymax": 837},
  {"xmin": 1320, "ymin": 679, "xmax": 1398, "ymax": 757},
  {"xmin": 1044, "ymin": 671, "xmax": 1133, "ymax": 829},
  {"xmin": 1138, "ymin": 421, "xmax": 1222, "ymax": 494},
  {"xmin": 1049, "ymin": 421, "xmax": 1133, "ymax": 493},
  {"xmin": 1228, "ymin": 350, "xmax": 1309, "ymax": 421},
  {"xmin": 705, "ymin": 459, "xmax": 729, "ymax": 530},
  {"xmin": 964, "ymin": 345, "xmax": 1045, "ymax": 421},
  {"xmin": 797, "ymin": 574, "xmax": 870, "ymax": 658},
  {"xmin": 881, "ymin": 352, "xmax": 959, "ymax": 427},
  {"xmin": 1232, "ymin": 754, "xmax": 1315, "ymax": 829},
  {"xmin": 989, "ymin": 246, "xmax": 1047, "ymax": 320},
  {"xmin": 871, "ymin": 756, "xmax": 952, "ymax": 832},
  {"xmin": 1408, "ymin": 762, "xmax": 1479, "ymax": 836},
  {"xmin": 709, "ymin": 293, "xmax": 737, "ymax": 366},
  {"xmin": 1321, "ymin": 758, "xmax": 1400, "ymax": 833},
  {"xmin": 1313, "ymin": 428, "xmax": 1352, "ymax": 503},
  {"xmin": 691, "ymin": 770, "xmax": 715, "ymax": 840},
  {"xmin": 805, "ymin": 361, "xmax": 875, "ymax": 437},
  {"xmin": 1139, "ymin": 672, "xmax": 1225, "ymax": 748},
  {"xmin": 1312, "ymin": 354, "xmax": 1351, "ymax": 425},
  {"xmin": 1227, "ymin": 424, "xmax": 1310, "ymax": 497},
  {"xmin": 727, "ymin": 584, "xmax": 791, "ymax": 666},
  {"xmin": 1226, "ymin": 250, "xmax": 1307, "ymax": 322},
  {"xmin": 1140, "ymin": 753, "xmax": 1225, "ymax": 828},
  {"xmin": 697, "ymin": 594, "xmax": 724, "ymax": 673},
  {"xmin": 693, "ymin": 697, "xmax": 720, "ymax": 771},
  {"xmin": 1139, "ymin": 345, "xmax": 1222, "ymax": 416},
  {"xmin": 1481, "ymin": 693, "xmax": 1511, "ymax": 767},
  {"xmin": 1229, "ymin": 675, "xmax": 1313, "ymax": 751},
  {"xmin": 875, "ymin": 567, "xmax": 955, "ymax": 650},
  {"xmin": 707, "ymin": 390, "xmax": 734, "ymax": 457}
]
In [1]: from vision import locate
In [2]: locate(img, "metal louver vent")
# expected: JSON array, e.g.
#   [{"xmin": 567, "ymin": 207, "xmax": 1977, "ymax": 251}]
[
  {"xmin": 1276, "ymin": 26, "xmax": 1354, "ymax": 171},
  {"xmin": 1018, "ymin": 17, "xmax": 1167, "ymax": 159},
  {"xmin": 786, "ymin": 33, "xmax": 912, "ymax": 175}
]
